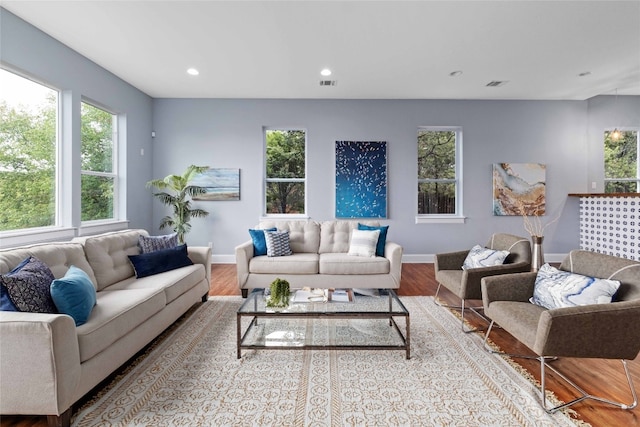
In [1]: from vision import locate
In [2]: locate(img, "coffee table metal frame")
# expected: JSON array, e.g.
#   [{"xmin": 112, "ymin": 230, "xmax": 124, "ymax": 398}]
[{"xmin": 237, "ymin": 288, "xmax": 410, "ymax": 359}]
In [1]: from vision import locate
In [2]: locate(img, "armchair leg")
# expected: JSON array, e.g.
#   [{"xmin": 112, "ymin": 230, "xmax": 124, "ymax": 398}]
[
  {"xmin": 539, "ymin": 358, "xmax": 638, "ymax": 413},
  {"xmin": 433, "ymin": 284, "xmax": 488, "ymax": 334},
  {"xmin": 483, "ymin": 320, "xmax": 549, "ymax": 360}
]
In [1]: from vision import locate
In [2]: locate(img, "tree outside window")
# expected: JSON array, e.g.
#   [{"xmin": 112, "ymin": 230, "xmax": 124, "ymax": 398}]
[
  {"xmin": 0, "ymin": 69, "xmax": 57, "ymax": 231},
  {"xmin": 604, "ymin": 130, "xmax": 639, "ymax": 193},
  {"xmin": 81, "ymin": 102, "xmax": 116, "ymax": 221},
  {"xmin": 417, "ymin": 128, "xmax": 460, "ymax": 215},
  {"xmin": 265, "ymin": 129, "xmax": 306, "ymax": 214}
]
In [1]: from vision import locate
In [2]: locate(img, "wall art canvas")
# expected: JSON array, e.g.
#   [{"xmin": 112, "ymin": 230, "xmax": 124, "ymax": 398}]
[
  {"xmin": 493, "ymin": 163, "xmax": 545, "ymax": 216},
  {"xmin": 335, "ymin": 141, "xmax": 387, "ymax": 218},
  {"xmin": 191, "ymin": 168, "xmax": 240, "ymax": 201}
]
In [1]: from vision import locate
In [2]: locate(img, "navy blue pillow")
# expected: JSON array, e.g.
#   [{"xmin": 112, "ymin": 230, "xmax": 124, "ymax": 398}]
[
  {"xmin": 357, "ymin": 224, "xmax": 389, "ymax": 257},
  {"xmin": 0, "ymin": 256, "xmax": 57, "ymax": 313},
  {"xmin": 249, "ymin": 227, "xmax": 277, "ymax": 256},
  {"xmin": 128, "ymin": 244, "xmax": 193, "ymax": 279}
]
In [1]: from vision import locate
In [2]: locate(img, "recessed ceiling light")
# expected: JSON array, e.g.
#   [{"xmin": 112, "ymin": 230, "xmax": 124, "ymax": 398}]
[
  {"xmin": 187, "ymin": 68, "xmax": 199, "ymax": 76},
  {"xmin": 449, "ymin": 70, "xmax": 463, "ymax": 77},
  {"xmin": 320, "ymin": 68, "xmax": 332, "ymax": 77}
]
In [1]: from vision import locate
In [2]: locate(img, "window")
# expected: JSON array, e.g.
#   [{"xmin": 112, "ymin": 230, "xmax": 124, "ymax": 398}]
[
  {"xmin": 81, "ymin": 101, "xmax": 117, "ymax": 221},
  {"xmin": 264, "ymin": 129, "xmax": 306, "ymax": 215},
  {"xmin": 417, "ymin": 127, "xmax": 462, "ymax": 218},
  {"xmin": 604, "ymin": 130, "xmax": 639, "ymax": 193},
  {"xmin": 0, "ymin": 68, "xmax": 58, "ymax": 231}
]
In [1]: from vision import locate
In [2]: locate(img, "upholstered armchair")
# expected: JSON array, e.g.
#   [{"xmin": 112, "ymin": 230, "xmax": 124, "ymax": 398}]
[
  {"xmin": 434, "ymin": 233, "xmax": 532, "ymax": 332},
  {"xmin": 481, "ymin": 250, "xmax": 640, "ymax": 412}
]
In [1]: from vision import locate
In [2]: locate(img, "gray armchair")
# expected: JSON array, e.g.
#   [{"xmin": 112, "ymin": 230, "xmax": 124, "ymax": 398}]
[
  {"xmin": 482, "ymin": 250, "xmax": 640, "ymax": 412},
  {"xmin": 434, "ymin": 233, "xmax": 532, "ymax": 332}
]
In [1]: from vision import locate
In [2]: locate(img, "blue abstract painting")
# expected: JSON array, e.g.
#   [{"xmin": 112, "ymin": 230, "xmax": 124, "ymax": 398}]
[{"xmin": 335, "ymin": 141, "xmax": 387, "ymax": 218}]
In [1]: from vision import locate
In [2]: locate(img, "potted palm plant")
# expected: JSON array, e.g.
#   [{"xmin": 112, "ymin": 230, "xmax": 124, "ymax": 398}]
[{"xmin": 146, "ymin": 165, "xmax": 209, "ymax": 244}]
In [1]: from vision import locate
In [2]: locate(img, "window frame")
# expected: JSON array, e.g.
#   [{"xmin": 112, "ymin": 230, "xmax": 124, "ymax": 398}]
[
  {"xmin": 262, "ymin": 127, "xmax": 308, "ymax": 218},
  {"xmin": 80, "ymin": 99, "xmax": 119, "ymax": 224},
  {"xmin": 604, "ymin": 128, "xmax": 639, "ymax": 193},
  {"xmin": 416, "ymin": 126, "xmax": 465, "ymax": 224}
]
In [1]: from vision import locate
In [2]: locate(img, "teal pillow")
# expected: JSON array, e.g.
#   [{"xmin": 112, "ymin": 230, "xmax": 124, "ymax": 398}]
[
  {"xmin": 50, "ymin": 266, "xmax": 97, "ymax": 326},
  {"xmin": 128, "ymin": 244, "xmax": 193, "ymax": 278},
  {"xmin": 249, "ymin": 227, "xmax": 277, "ymax": 256},
  {"xmin": 358, "ymin": 224, "xmax": 389, "ymax": 257}
]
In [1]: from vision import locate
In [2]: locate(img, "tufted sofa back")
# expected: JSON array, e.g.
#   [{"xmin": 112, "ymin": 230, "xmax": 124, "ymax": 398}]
[
  {"xmin": 319, "ymin": 220, "xmax": 380, "ymax": 253},
  {"xmin": 73, "ymin": 229, "xmax": 147, "ymax": 290}
]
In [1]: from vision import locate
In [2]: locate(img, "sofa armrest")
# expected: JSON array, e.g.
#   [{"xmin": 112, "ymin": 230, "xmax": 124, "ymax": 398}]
[
  {"xmin": 482, "ymin": 272, "xmax": 537, "ymax": 308},
  {"xmin": 187, "ymin": 246, "xmax": 212, "ymax": 284},
  {"xmin": 0, "ymin": 312, "xmax": 80, "ymax": 416},
  {"xmin": 235, "ymin": 240, "xmax": 254, "ymax": 288},
  {"xmin": 534, "ymin": 299, "xmax": 640, "ymax": 359},
  {"xmin": 434, "ymin": 250, "xmax": 469, "ymax": 272},
  {"xmin": 463, "ymin": 262, "xmax": 532, "ymax": 295},
  {"xmin": 384, "ymin": 241, "xmax": 403, "ymax": 288}
]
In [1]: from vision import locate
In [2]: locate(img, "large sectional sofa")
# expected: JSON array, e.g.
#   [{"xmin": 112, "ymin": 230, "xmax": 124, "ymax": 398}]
[
  {"xmin": 235, "ymin": 220, "xmax": 402, "ymax": 297},
  {"xmin": 0, "ymin": 229, "xmax": 211, "ymax": 427}
]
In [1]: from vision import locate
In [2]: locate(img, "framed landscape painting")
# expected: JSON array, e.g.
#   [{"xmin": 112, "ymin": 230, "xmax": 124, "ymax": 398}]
[
  {"xmin": 335, "ymin": 141, "xmax": 387, "ymax": 218},
  {"xmin": 191, "ymin": 168, "xmax": 240, "ymax": 201},
  {"xmin": 492, "ymin": 163, "xmax": 545, "ymax": 216}
]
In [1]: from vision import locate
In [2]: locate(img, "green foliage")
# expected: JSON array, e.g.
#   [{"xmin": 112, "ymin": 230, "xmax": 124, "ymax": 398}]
[
  {"xmin": 604, "ymin": 130, "xmax": 638, "ymax": 193},
  {"xmin": 146, "ymin": 165, "xmax": 210, "ymax": 244},
  {"xmin": 265, "ymin": 130, "xmax": 305, "ymax": 214},
  {"xmin": 417, "ymin": 130, "xmax": 457, "ymax": 214},
  {"xmin": 0, "ymin": 100, "xmax": 56, "ymax": 231},
  {"xmin": 266, "ymin": 278, "xmax": 290, "ymax": 308}
]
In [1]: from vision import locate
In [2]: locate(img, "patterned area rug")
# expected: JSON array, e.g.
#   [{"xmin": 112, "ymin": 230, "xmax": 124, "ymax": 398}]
[{"xmin": 73, "ymin": 296, "xmax": 582, "ymax": 426}]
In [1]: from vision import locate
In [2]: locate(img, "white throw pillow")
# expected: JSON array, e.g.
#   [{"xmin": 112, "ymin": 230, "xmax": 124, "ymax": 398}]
[
  {"xmin": 264, "ymin": 230, "xmax": 293, "ymax": 257},
  {"xmin": 462, "ymin": 245, "xmax": 510, "ymax": 270},
  {"xmin": 531, "ymin": 263, "xmax": 620, "ymax": 310},
  {"xmin": 348, "ymin": 229, "xmax": 380, "ymax": 258}
]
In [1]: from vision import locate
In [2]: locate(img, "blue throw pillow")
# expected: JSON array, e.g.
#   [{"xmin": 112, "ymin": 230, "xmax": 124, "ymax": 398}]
[
  {"xmin": 0, "ymin": 256, "xmax": 57, "ymax": 313},
  {"xmin": 358, "ymin": 224, "xmax": 389, "ymax": 257},
  {"xmin": 128, "ymin": 244, "xmax": 193, "ymax": 278},
  {"xmin": 50, "ymin": 266, "xmax": 97, "ymax": 326},
  {"xmin": 0, "ymin": 257, "xmax": 31, "ymax": 312},
  {"xmin": 249, "ymin": 227, "xmax": 277, "ymax": 256}
]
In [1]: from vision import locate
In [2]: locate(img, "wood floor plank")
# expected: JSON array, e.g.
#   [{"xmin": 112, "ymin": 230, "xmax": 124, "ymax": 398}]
[{"xmin": 2, "ymin": 263, "xmax": 637, "ymax": 427}]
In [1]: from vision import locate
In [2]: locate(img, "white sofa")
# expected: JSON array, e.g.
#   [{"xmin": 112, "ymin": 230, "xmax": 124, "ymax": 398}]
[
  {"xmin": 0, "ymin": 229, "xmax": 211, "ymax": 427},
  {"xmin": 235, "ymin": 220, "xmax": 402, "ymax": 297}
]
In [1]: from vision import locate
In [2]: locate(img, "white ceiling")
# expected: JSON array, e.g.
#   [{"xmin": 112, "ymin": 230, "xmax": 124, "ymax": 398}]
[{"xmin": 3, "ymin": 0, "xmax": 640, "ymax": 100}]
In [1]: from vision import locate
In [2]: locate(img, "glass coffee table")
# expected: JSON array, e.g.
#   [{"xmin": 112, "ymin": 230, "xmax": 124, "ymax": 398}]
[{"xmin": 237, "ymin": 289, "xmax": 410, "ymax": 359}]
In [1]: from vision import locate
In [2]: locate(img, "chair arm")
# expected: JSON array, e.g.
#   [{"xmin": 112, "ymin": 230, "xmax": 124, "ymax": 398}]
[
  {"xmin": 383, "ymin": 241, "xmax": 403, "ymax": 287},
  {"xmin": 462, "ymin": 262, "xmax": 533, "ymax": 299},
  {"xmin": 187, "ymin": 246, "xmax": 212, "ymax": 284},
  {"xmin": 482, "ymin": 272, "xmax": 537, "ymax": 308},
  {"xmin": 0, "ymin": 312, "xmax": 80, "ymax": 416},
  {"xmin": 434, "ymin": 250, "xmax": 469, "ymax": 272},
  {"xmin": 235, "ymin": 240, "xmax": 254, "ymax": 288},
  {"xmin": 534, "ymin": 300, "xmax": 640, "ymax": 360}
]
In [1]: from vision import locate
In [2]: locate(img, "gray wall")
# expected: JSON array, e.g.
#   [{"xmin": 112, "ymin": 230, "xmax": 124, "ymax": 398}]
[
  {"xmin": 152, "ymin": 98, "xmax": 599, "ymax": 260},
  {"xmin": 1, "ymin": 9, "xmax": 154, "ymax": 232}
]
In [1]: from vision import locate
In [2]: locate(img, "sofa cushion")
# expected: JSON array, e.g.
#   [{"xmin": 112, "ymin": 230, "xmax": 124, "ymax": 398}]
[
  {"xmin": 264, "ymin": 230, "xmax": 293, "ymax": 257},
  {"xmin": 74, "ymin": 229, "xmax": 147, "ymax": 290},
  {"xmin": 76, "ymin": 288, "xmax": 166, "ymax": 362},
  {"xmin": 104, "ymin": 264, "xmax": 205, "ymax": 304},
  {"xmin": 531, "ymin": 263, "xmax": 621, "ymax": 310},
  {"xmin": 358, "ymin": 223, "xmax": 389, "ymax": 257},
  {"xmin": 128, "ymin": 244, "xmax": 193, "ymax": 278},
  {"xmin": 258, "ymin": 221, "xmax": 320, "ymax": 253},
  {"xmin": 250, "ymin": 253, "xmax": 319, "ymax": 274},
  {"xmin": 348, "ymin": 229, "xmax": 380, "ymax": 257},
  {"xmin": 50, "ymin": 266, "xmax": 97, "ymax": 326},
  {"xmin": 249, "ymin": 228, "xmax": 277, "ymax": 256},
  {"xmin": 138, "ymin": 233, "xmax": 178, "ymax": 254},
  {"xmin": 319, "ymin": 221, "xmax": 379, "ymax": 254},
  {"xmin": 320, "ymin": 253, "xmax": 390, "ymax": 275},
  {"xmin": 1, "ymin": 256, "xmax": 57, "ymax": 313}
]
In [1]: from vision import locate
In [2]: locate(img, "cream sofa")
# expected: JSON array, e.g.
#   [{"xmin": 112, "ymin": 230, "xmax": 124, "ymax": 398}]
[
  {"xmin": 235, "ymin": 220, "xmax": 402, "ymax": 297},
  {"xmin": 0, "ymin": 229, "xmax": 211, "ymax": 427}
]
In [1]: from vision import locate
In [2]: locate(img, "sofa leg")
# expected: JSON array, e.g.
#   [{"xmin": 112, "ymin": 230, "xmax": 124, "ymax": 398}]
[
  {"xmin": 47, "ymin": 407, "xmax": 72, "ymax": 427},
  {"xmin": 241, "ymin": 289, "xmax": 248, "ymax": 298},
  {"xmin": 202, "ymin": 293, "xmax": 208, "ymax": 302}
]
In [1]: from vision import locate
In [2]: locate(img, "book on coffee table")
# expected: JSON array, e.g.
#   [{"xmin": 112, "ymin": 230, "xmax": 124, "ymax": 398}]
[{"xmin": 329, "ymin": 289, "xmax": 354, "ymax": 302}]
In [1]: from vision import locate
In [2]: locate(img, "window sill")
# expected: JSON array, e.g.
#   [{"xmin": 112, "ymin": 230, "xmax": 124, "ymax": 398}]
[
  {"xmin": 0, "ymin": 227, "xmax": 77, "ymax": 249},
  {"xmin": 415, "ymin": 216, "xmax": 466, "ymax": 224},
  {"xmin": 260, "ymin": 214, "xmax": 310, "ymax": 221},
  {"xmin": 78, "ymin": 220, "xmax": 130, "ymax": 236}
]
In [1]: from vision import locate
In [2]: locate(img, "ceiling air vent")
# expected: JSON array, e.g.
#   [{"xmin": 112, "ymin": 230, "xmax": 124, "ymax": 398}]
[
  {"xmin": 486, "ymin": 80, "xmax": 508, "ymax": 87},
  {"xmin": 319, "ymin": 80, "xmax": 337, "ymax": 86}
]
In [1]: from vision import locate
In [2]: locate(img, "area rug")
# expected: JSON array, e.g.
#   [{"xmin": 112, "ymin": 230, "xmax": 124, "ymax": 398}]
[{"xmin": 73, "ymin": 296, "xmax": 582, "ymax": 426}]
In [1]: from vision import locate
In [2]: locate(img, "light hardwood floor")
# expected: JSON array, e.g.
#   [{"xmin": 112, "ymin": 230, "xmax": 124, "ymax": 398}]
[{"xmin": 2, "ymin": 263, "xmax": 638, "ymax": 427}]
